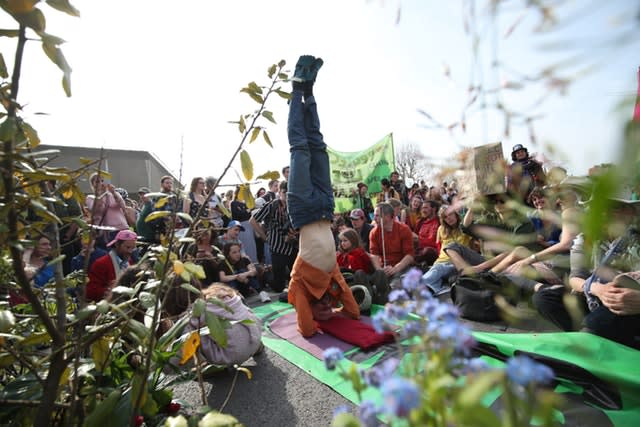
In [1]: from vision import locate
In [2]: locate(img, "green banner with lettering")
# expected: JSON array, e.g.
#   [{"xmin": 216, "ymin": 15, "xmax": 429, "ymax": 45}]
[{"xmin": 327, "ymin": 133, "xmax": 395, "ymax": 213}]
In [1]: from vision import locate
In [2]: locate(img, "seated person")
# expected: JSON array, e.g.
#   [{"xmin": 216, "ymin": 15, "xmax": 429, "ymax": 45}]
[
  {"xmin": 174, "ymin": 284, "xmax": 263, "ymax": 366},
  {"xmin": 215, "ymin": 220, "xmax": 244, "ymax": 250},
  {"xmin": 414, "ymin": 200, "xmax": 440, "ymax": 267},
  {"xmin": 444, "ymin": 193, "xmax": 538, "ymax": 276},
  {"xmin": 421, "ymin": 205, "xmax": 474, "ymax": 295},
  {"xmin": 337, "ymin": 228, "xmax": 388, "ymax": 304},
  {"xmin": 190, "ymin": 227, "xmax": 223, "ymax": 287},
  {"xmin": 527, "ymin": 187, "xmax": 562, "ymax": 247},
  {"xmin": 490, "ymin": 187, "xmax": 581, "ymax": 286},
  {"xmin": 218, "ymin": 242, "xmax": 261, "ymax": 298},
  {"xmin": 369, "ymin": 201, "xmax": 416, "ymax": 287},
  {"xmin": 285, "ymin": 55, "xmax": 360, "ymax": 337},
  {"xmin": 533, "ymin": 199, "xmax": 640, "ymax": 349},
  {"xmin": 70, "ymin": 237, "xmax": 108, "ymax": 273},
  {"xmin": 86, "ymin": 230, "xmax": 137, "ymax": 302}
]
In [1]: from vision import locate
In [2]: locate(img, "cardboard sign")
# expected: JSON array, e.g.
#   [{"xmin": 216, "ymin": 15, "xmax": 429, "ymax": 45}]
[{"xmin": 459, "ymin": 142, "xmax": 506, "ymax": 197}]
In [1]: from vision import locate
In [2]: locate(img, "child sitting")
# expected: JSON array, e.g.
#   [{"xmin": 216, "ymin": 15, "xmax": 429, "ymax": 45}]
[{"xmin": 337, "ymin": 228, "xmax": 389, "ymax": 305}]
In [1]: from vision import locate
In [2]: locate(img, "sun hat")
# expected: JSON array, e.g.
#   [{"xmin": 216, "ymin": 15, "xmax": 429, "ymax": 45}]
[
  {"xmin": 106, "ymin": 229, "xmax": 138, "ymax": 247},
  {"xmin": 227, "ymin": 220, "xmax": 245, "ymax": 231}
]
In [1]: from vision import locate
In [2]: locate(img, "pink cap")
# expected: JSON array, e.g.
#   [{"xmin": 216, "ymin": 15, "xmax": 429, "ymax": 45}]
[{"xmin": 106, "ymin": 229, "xmax": 138, "ymax": 247}]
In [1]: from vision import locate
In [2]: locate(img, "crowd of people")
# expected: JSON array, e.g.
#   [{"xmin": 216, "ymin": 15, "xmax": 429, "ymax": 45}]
[{"xmin": 12, "ymin": 56, "xmax": 640, "ymax": 361}]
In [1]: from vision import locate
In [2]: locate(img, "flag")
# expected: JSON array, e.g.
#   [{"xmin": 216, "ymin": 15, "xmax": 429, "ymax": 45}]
[{"xmin": 327, "ymin": 133, "xmax": 395, "ymax": 213}]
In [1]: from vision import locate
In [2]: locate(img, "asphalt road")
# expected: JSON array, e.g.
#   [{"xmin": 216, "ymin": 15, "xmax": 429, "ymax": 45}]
[{"xmin": 172, "ymin": 346, "xmax": 352, "ymax": 427}]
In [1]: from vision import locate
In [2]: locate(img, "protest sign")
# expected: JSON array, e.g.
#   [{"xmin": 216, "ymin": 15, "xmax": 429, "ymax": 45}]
[{"xmin": 458, "ymin": 142, "xmax": 506, "ymax": 197}]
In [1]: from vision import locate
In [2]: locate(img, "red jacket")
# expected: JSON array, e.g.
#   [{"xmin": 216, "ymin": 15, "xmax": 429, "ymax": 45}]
[
  {"xmin": 336, "ymin": 247, "xmax": 374, "ymax": 274},
  {"xmin": 86, "ymin": 252, "xmax": 133, "ymax": 302},
  {"xmin": 415, "ymin": 216, "xmax": 439, "ymax": 250}
]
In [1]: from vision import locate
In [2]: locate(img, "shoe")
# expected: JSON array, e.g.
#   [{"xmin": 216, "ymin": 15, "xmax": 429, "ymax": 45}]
[
  {"xmin": 259, "ymin": 290, "xmax": 271, "ymax": 303},
  {"xmin": 291, "ymin": 55, "xmax": 323, "ymax": 83}
]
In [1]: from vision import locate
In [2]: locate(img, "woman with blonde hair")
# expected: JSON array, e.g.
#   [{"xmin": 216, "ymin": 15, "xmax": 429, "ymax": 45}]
[{"xmin": 421, "ymin": 205, "xmax": 474, "ymax": 294}]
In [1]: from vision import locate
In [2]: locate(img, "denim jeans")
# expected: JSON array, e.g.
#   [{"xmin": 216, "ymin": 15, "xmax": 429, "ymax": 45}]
[
  {"xmin": 421, "ymin": 262, "xmax": 457, "ymax": 293},
  {"xmin": 286, "ymin": 91, "xmax": 334, "ymax": 229}
]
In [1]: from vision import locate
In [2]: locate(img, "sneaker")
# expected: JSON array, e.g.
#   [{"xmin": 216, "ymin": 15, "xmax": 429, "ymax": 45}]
[
  {"xmin": 259, "ymin": 290, "xmax": 271, "ymax": 303},
  {"xmin": 291, "ymin": 55, "xmax": 323, "ymax": 83}
]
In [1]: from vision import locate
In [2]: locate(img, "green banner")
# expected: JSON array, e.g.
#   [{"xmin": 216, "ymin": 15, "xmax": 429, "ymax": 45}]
[{"xmin": 328, "ymin": 133, "xmax": 395, "ymax": 213}]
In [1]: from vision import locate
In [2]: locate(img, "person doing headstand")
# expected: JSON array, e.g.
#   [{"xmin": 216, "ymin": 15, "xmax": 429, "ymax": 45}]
[{"xmin": 286, "ymin": 55, "xmax": 360, "ymax": 337}]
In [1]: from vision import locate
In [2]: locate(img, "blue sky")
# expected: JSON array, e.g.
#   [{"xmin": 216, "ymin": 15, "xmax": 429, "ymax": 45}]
[{"xmin": 2, "ymin": 0, "xmax": 638, "ymax": 189}]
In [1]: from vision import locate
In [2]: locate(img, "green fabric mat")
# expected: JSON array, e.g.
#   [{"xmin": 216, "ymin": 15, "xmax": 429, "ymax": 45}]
[{"xmin": 254, "ymin": 302, "xmax": 640, "ymax": 426}]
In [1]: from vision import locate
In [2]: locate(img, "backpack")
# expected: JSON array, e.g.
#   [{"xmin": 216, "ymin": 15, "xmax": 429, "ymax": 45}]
[{"xmin": 450, "ymin": 272, "xmax": 518, "ymax": 322}]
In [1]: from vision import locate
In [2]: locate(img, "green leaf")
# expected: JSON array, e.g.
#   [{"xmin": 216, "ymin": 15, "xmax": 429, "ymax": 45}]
[
  {"xmin": 45, "ymin": 0, "xmax": 81, "ymax": 17},
  {"xmin": 198, "ymin": 411, "xmax": 240, "ymax": 427},
  {"xmin": 256, "ymin": 170, "xmax": 280, "ymax": 180},
  {"xmin": 262, "ymin": 130, "xmax": 272, "ymax": 147},
  {"xmin": 18, "ymin": 332, "xmax": 51, "ymax": 347},
  {"xmin": 20, "ymin": 121, "xmax": 40, "ymax": 147},
  {"xmin": 111, "ymin": 286, "xmax": 135, "ymax": 296},
  {"xmin": 192, "ymin": 298, "xmax": 205, "ymax": 318},
  {"xmin": 157, "ymin": 315, "xmax": 190, "ymax": 350},
  {"xmin": 46, "ymin": 254, "xmax": 65, "ymax": 267},
  {"xmin": 277, "ymin": 73, "xmax": 288, "ymax": 80},
  {"xmin": 83, "ymin": 389, "xmax": 122, "ymax": 427},
  {"xmin": 275, "ymin": 88, "xmax": 290, "ymax": 100},
  {"xmin": 183, "ymin": 262, "xmax": 206, "ymax": 280},
  {"xmin": 240, "ymin": 150, "xmax": 253, "ymax": 181},
  {"xmin": 457, "ymin": 370, "xmax": 503, "ymax": 407},
  {"xmin": 238, "ymin": 115, "xmax": 246, "ymax": 133},
  {"xmin": 176, "ymin": 212, "xmax": 193, "ymax": 224},
  {"xmin": 205, "ymin": 310, "xmax": 228, "ymax": 348},
  {"xmin": 180, "ymin": 282, "xmax": 202, "ymax": 295},
  {"xmin": 145, "ymin": 210, "xmax": 171, "ymax": 223},
  {"xmin": 0, "ymin": 53, "xmax": 7, "ymax": 79},
  {"xmin": 40, "ymin": 32, "xmax": 66, "ymax": 46},
  {"xmin": 249, "ymin": 127, "xmax": 260, "ymax": 143},
  {"xmin": 14, "ymin": 8, "xmax": 46, "ymax": 33},
  {"xmin": 278, "ymin": 59, "xmax": 286, "ymax": 67},
  {"xmin": 262, "ymin": 110, "xmax": 276, "ymax": 124},
  {"xmin": 248, "ymin": 81, "xmax": 263, "ymax": 94},
  {"xmin": 0, "ymin": 117, "xmax": 17, "ymax": 141},
  {"xmin": 249, "ymin": 91, "xmax": 264, "ymax": 104},
  {"xmin": 267, "ymin": 64, "xmax": 276, "ymax": 78}
]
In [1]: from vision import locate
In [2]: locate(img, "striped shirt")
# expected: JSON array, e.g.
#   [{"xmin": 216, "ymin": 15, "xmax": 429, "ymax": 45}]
[{"xmin": 253, "ymin": 199, "xmax": 297, "ymax": 256}]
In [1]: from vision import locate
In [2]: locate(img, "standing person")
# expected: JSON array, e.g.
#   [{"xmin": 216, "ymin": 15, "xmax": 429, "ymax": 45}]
[
  {"xmin": 284, "ymin": 55, "xmax": 360, "ymax": 337},
  {"xmin": 85, "ymin": 173, "xmax": 129, "ymax": 248},
  {"xmin": 230, "ymin": 186, "xmax": 258, "ymax": 263},
  {"xmin": 255, "ymin": 187, "xmax": 266, "ymax": 199},
  {"xmin": 204, "ymin": 176, "xmax": 231, "ymax": 228},
  {"xmin": 281, "ymin": 166, "xmax": 290, "ymax": 182},
  {"xmin": 183, "ymin": 177, "xmax": 209, "ymax": 221},
  {"xmin": 250, "ymin": 181, "xmax": 298, "ymax": 293},
  {"xmin": 414, "ymin": 200, "xmax": 440, "ymax": 267},
  {"xmin": 349, "ymin": 208, "xmax": 373, "ymax": 252},
  {"xmin": 507, "ymin": 143, "xmax": 546, "ymax": 205},
  {"xmin": 389, "ymin": 171, "xmax": 409, "ymax": 205},
  {"xmin": 262, "ymin": 179, "xmax": 279, "ymax": 203},
  {"xmin": 376, "ymin": 178, "xmax": 400, "ymax": 203},
  {"xmin": 352, "ymin": 182, "xmax": 374, "ymax": 221},
  {"xmin": 86, "ymin": 230, "xmax": 137, "ymax": 302},
  {"xmin": 369, "ymin": 202, "xmax": 415, "ymax": 289}
]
